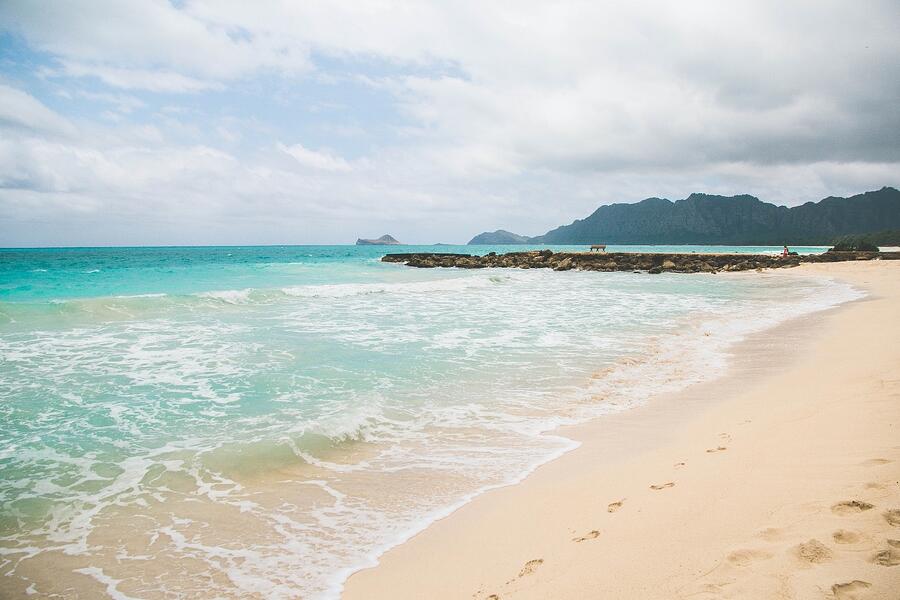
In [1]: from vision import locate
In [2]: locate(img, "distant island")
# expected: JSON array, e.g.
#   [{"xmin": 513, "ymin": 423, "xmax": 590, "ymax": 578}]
[
  {"xmin": 356, "ymin": 235, "xmax": 401, "ymax": 246},
  {"xmin": 468, "ymin": 230, "xmax": 533, "ymax": 245},
  {"xmin": 468, "ymin": 187, "xmax": 900, "ymax": 245}
]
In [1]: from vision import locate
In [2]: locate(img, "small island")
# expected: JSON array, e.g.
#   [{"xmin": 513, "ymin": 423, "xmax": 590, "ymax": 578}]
[
  {"xmin": 468, "ymin": 229, "xmax": 533, "ymax": 244},
  {"xmin": 356, "ymin": 234, "xmax": 401, "ymax": 246}
]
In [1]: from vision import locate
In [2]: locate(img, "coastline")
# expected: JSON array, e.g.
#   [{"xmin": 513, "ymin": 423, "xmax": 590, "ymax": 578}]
[
  {"xmin": 1, "ymin": 249, "xmax": 865, "ymax": 599},
  {"xmin": 343, "ymin": 261, "xmax": 900, "ymax": 599}
]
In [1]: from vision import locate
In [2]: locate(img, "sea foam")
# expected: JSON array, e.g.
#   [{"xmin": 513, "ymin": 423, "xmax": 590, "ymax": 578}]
[{"xmin": 0, "ymin": 250, "xmax": 863, "ymax": 599}]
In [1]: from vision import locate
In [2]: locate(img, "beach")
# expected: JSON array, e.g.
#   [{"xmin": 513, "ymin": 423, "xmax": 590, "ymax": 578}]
[
  {"xmin": 0, "ymin": 249, "xmax": 894, "ymax": 599},
  {"xmin": 344, "ymin": 260, "xmax": 900, "ymax": 599},
  {"xmin": 4, "ymin": 2, "xmax": 900, "ymax": 596}
]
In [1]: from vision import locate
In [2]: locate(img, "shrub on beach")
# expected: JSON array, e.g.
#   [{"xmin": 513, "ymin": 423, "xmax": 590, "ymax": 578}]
[{"xmin": 829, "ymin": 236, "xmax": 880, "ymax": 252}]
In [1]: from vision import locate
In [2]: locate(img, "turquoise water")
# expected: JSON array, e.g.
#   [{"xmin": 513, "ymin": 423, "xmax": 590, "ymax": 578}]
[
  {"xmin": 0, "ymin": 245, "xmax": 828, "ymax": 303},
  {"xmin": 0, "ymin": 245, "xmax": 853, "ymax": 598}
]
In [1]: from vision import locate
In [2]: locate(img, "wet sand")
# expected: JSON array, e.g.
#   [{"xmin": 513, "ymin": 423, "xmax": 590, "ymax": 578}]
[{"xmin": 344, "ymin": 261, "xmax": 900, "ymax": 599}]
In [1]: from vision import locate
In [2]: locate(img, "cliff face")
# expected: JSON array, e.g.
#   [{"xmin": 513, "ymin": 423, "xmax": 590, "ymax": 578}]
[{"xmin": 468, "ymin": 187, "xmax": 900, "ymax": 245}]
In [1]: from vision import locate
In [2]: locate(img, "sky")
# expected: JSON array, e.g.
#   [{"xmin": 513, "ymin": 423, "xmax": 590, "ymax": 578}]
[{"xmin": 0, "ymin": 1, "xmax": 898, "ymax": 246}]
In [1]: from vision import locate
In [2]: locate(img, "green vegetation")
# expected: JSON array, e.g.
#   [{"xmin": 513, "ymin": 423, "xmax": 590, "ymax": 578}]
[
  {"xmin": 830, "ymin": 236, "xmax": 880, "ymax": 252},
  {"xmin": 832, "ymin": 229, "xmax": 900, "ymax": 248}
]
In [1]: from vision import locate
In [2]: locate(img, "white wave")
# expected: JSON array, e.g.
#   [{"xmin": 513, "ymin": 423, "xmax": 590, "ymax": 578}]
[
  {"xmin": 190, "ymin": 275, "xmax": 499, "ymax": 306},
  {"xmin": 0, "ymin": 268, "xmax": 864, "ymax": 600},
  {"xmin": 112, "ymin": 293, "xmax": 167, "ymax": 299},
  {"xmin": 196, "ymin": 288, "xmax": 254, "ymax": 303},
  {"xmin": 72, "ymin": 567, "xmax": 140, "ymax": 600}
]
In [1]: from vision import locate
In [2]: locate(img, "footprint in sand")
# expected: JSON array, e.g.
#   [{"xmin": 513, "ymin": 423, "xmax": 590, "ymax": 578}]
[
  {"xmin": 831, "ymin": 580, "xmax": 872, "ymax": 600},
  {"xmin": 650, "ymin": 482, "xmax": 675, "ymax": 490},
  {"xmin": 871, "ymin": 546, "xmax": 900, "ymax": 567},
  {"xmin": 706, "ymin": 446, "xmax": 728, "ymax": 453},
  {"xmin": 794, "ymin": 539, "xmax": 832, "ymax": 564},
  {"xmin": 674, "ymin": 461, "xmax": 686, "ymax": 468},
  {"xmin": 831, "ymin": 500, "xmax": 875, "ymax": 515},
  {"xmin": 759, "ymin": 528, "xmax": 783, "ymax": 542},
  {"xmin": 726, "ymin": 548, "xmax": 772, "ymax": 567},
  {"xmin": 572, "ymin": 530, "xmax": 600, "ymax": 542},
  {"xmin": 607, "ymin": 499, "xmax": 624, "ymax": 513},
  {"xmin": 518, "ymin": 559, "xmax": 543, "ymax": 577},
  {"xmin": 884, "ymin": 509, "xmax": 900, "ymax": 527},
  {"xmin": 860, "ymin": 458, "xmax": 892, "ymax": 466},
  {"xmin": 833, "ymin": 530, "xmax": 863, "ymax": 545},
  {"xmin": 695, "ymin": 582, "xmax": 731, "ymax": 595},
  {"xmin": 889, "ymin": 539, "xmax": 900, "ymax": 548}
]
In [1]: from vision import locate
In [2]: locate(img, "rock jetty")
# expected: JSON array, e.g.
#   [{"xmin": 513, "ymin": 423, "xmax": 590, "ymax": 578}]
[{"xmin": 382, "ymin": 250, "xmax": 899, "ymax": 273}]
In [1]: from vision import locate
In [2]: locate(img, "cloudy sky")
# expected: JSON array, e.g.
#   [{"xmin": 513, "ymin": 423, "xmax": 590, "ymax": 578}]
[{"xmin": 1, "ymin": 1, "xmax": 898, "ymax": 246}]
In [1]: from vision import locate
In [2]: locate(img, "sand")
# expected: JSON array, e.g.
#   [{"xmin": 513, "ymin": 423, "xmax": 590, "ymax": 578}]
[{"xmin": 343, "ymin": 261, "xmax": 900, "ymax": 600}]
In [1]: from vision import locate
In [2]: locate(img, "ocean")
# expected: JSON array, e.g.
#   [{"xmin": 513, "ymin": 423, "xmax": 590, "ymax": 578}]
[{"xmin": 0, "ymin": 244, "xmax": 859, "ymax": 598}]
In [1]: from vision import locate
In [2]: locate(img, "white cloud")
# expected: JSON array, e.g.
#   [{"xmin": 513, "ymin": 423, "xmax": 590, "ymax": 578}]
[
  {"xmin": 70, "ymin": 90, "xmax": 145, "ymax": 114},
  {"xmin": 277, "ymin": 142, "xmax": 352, "ymax": 172},
  {"xmin": 1, "ymin": 0, "xmax": 312, "ymax": 88},
  {"xmin": 1, "ymin": 1, "xmax": 898, "ymax": 245},
  {"xmin": 58, "ymin": 62, "xmax": 224, "ymax": 93},
  {"xmin": 0, "ymin": 84, "xmax": 77, "ymax": 137}
]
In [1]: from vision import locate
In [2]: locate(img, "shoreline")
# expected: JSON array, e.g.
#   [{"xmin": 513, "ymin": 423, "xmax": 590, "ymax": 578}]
[
  {"xmin": 330, "ymin": 268, "xmax": 859, "ymax": 598},
  {"xmin": 343, "ymin": 261, "xmax": 900, "ymax": 599}
]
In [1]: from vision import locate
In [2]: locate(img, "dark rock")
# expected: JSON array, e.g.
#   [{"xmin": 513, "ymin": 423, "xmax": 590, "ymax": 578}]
[
  {"xmin": 554, "ymin": 257, "xmax": 574, "ymax": 271},
  {"xmin": 381, "ymin": 250, "xmax": 900, "ymax": 273}
]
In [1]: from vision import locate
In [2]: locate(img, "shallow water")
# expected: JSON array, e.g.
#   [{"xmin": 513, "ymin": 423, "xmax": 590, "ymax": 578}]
[{"xmin": 0, "ymin": 245, "xmax": 855, "ymax": 598}]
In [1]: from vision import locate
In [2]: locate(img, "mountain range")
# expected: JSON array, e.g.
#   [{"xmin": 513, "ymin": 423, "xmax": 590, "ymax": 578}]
[{"xmin": 468, "ymin": 187, "xmax": 900, "ymax": 245}]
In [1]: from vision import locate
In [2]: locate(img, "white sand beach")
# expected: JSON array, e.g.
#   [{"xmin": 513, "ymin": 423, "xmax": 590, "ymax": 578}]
[{"xmin": 345, "ymin": 261, "xmax": 900, "ymax": 599}]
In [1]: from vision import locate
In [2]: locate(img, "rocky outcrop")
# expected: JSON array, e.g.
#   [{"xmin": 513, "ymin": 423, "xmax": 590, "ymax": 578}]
[
  {"xmin": 467, "ymin": 230, "xmax": 534, "ymax": 245},
  {"xmin": 356, "ymin": 235, "xmax": 401, "ymax": 245},
  {"xmin": 382, "ymin": 250, "xmax": 899, "ymax": 273}
]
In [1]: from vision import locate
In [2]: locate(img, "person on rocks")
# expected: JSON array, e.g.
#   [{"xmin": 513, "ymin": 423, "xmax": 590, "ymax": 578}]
[{"xmin": 781, "ymin": 245, "xmax": 790, "ymax": 258}]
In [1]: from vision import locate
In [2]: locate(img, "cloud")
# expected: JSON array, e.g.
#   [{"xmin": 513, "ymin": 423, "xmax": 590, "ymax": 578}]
[
  {"xmin": 57, "ymin": 62, "xmax": 224, "ymax": 93},
  {"xmin": 277, "ymin": 142, "xmax": 352, "ymax": 172},
  {"xmin": 0, "ymin": 0, "xmax": 312, "ymax": 88},
  {"xmin": 0, "ymin": 84, "xmax": 76, "ymax": 137},
  {"xmin": 0, "ymin": 1, "xmax": 899, "ymax": 245},
  {"xmin": 79, "ymin": 92, "xmax": 145, "ymax": 115}
]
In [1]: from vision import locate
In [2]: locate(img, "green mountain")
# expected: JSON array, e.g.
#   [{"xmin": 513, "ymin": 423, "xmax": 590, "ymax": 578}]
[{"xmin": 467, "ymin": 187, "xmax": 900, "ymax": 245}]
